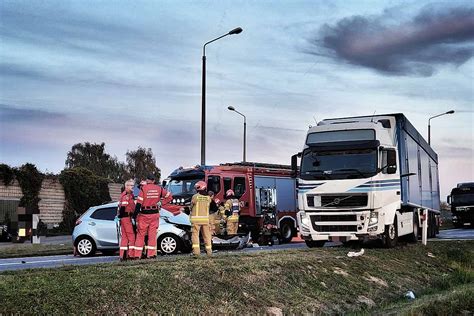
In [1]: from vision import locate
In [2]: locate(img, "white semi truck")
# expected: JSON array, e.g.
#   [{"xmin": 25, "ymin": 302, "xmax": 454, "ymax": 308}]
[{"xmin": 292, "ymin": 114, "xmax": 440, "ymax": 247}]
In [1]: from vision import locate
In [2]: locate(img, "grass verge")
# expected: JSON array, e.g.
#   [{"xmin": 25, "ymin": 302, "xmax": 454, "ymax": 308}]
[
  {"xmin": 0, "ymin": 241, "xmax": 472, "ymax": 314},
  {"xmin": 0, "ymin": 243, "xmax": 72, "ymax": 259}
]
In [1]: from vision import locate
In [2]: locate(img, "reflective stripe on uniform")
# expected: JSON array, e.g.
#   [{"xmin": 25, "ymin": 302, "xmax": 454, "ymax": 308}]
[
  {"xmin": 192, "ymin": 244, "xmax": 200, "ymax": 248},
  {"xmin": 135, "ymin": 247, "xmax": 143, "ymax": 251},
  {"xmin": 191, "ymin": 217, "xmax": 209, "ymax": 224},
  {"xmin": 137, "ymin": 196, "xmax": 144, "ymax": 201},
  {"xmin": 147, "ymin": 246, "xmax": 156, "ymax": 250},
  {"xmin": 120, "ymin": 247, "xmax": 128, "ymax": 250},
  {"xmin": 121, "ymin": 201, "xmax": 129, "ymax": 205},
  {"xmin": 228, "ymin": 214, "xmax": 239, "ymax": 222},
  {"xmin": 205, "ymin": 246, "xmax": 212, "ymax": 249}
]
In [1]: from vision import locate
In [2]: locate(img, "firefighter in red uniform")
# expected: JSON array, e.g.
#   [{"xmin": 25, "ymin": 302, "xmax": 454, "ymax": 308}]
[
  {"xmin": 118, "ymin": 179, "xmax": 136, "ymax": 260},
  {"xmin": 133, "ymin": 174, "xmax": 171, "ymax": 259}
]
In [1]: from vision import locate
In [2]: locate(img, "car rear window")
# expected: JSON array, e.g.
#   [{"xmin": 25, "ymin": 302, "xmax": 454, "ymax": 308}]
[{"xmin": 90, "ymin": 207, "xmax": 116, "ymax": 221}]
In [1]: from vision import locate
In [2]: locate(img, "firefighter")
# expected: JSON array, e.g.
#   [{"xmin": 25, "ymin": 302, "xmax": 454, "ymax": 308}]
[
  {"xmin": 225, "ymin": 189, "xmax": 240, "ymax": 235},
  {"xmin": 133, "ymin": 174, "xmax": 171, "ymax": 259},
  {"xmin": 208, "ymin": 191, "xmax": 220, "ymax": 235},
  {"xmin": 189, "ymin": 181, "xmax": 212, "ymax": 256},
  {"xmin": 118, "ymin": 179, "xmax": 136, "ymax": 260}
]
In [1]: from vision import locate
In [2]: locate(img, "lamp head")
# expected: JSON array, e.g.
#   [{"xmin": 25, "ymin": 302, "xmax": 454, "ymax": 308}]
[
  {"xmin": 227, "ymin": 106, "xmax": 235, "ymax": 111},
  {"xmin": 446, "ymin": 110, "xmax": 455, "ymax": 114},
  {"xmin": 228, "ymin": 27, "xmax": 243, "ymax": 35}
]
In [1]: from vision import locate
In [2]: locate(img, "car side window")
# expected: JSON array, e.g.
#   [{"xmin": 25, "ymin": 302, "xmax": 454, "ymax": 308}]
[{"xmin": 90, "ymin": 207, "xmax": 116, "ymax": 221}]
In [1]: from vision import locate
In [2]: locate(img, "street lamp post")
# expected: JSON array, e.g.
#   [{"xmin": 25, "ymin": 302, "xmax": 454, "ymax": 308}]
[
  {"xmin": 201, "ymin": 27, "xmax": 243, "ymax": 165},
  {"xmin": 228, "ymin": 106, "xmax": 246, "ymax": 163},
  {"xmin": 428, "ymin": 110, "xmax": 455, "ymax": 145}
]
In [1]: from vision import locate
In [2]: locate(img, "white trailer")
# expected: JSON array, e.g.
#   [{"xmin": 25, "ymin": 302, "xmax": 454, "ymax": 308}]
[{"xmin": 292, "ymin": 113, "xmax": 440, "ymax": 247}]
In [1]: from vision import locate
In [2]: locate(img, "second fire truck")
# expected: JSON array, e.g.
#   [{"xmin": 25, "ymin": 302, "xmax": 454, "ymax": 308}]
[{"xmin": 163, "ymin": 162, "xmax": 298, "ymax": 244}]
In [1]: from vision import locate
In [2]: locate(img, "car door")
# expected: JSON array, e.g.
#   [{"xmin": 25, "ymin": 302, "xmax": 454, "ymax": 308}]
[{"xmin": 89, "ymin": 207, "xmax": 119, "ymax": 247}]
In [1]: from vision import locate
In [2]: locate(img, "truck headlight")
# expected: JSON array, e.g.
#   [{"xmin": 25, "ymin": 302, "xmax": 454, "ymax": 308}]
[
  {"xmin": 300, "ymin": 212, "xmax": 311, "ymax": 232},
  {"xmin": 302, "ymin": 215, "xmax": 310, "ymax": 227},
  {"xmin": 369, "ymin": 211, "xmax": 378, "ymax": 226}
]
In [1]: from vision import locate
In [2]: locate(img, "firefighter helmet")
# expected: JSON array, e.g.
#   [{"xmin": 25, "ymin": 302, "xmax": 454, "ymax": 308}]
[
  {"xmin": 194, "ymin": 181, "xmax": 207, "ymax": 191},
  {"xmin": 226, "ymin": 189, "xmax": 235, "ymax": 197}
]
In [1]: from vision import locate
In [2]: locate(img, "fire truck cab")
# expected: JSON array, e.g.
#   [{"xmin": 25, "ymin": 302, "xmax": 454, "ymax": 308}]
[{"xmin": 164, "ymin": 162, "xmax": 298, "ymax": 244}]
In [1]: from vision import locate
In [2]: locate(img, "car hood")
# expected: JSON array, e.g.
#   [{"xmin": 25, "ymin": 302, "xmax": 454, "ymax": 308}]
[{"xmin": 160, "ymin": 208, "xmax": 191, "ymax": 226}]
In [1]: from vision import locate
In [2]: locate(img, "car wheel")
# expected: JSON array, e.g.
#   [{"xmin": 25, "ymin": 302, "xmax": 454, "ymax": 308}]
[
  {"xmin": 305, "ymin": 240, "xmax": 325, "ymax": 248},
  {"xmin": 279, "ymin": 221, "xmax": 294, "ymax": 244},
  {"xmin": 383, "ymin": 218, "xmax": 398, "ymax": 248},
  {"xmin": 158, "ymin": 234, "xmax": 181, "ymax": 255},
  {"xmin": 76, "ymin": 236, "xmax": 96, "ymax": 257}
]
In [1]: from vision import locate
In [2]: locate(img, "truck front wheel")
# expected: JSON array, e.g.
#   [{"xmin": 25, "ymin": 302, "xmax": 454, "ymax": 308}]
[
  {"xmin": 305, "ymin": 240, "xmax": 325, "ymax": 248},
  {"xmin": 383, "ymin": 219, "xmax": 398, "ymax": 248}
]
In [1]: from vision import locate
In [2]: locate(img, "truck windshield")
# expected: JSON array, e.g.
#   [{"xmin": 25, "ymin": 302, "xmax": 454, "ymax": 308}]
[
  {"xmin": 300, "ymin": 148, "xmax": 377, "ymax": 180},
  {"xmin": 452, "ymin": 194, "xmax": 474, "ymax": 205},
  {"xmin": 166, "ymin": 178, "xmax": 202, "ymax": 196}
]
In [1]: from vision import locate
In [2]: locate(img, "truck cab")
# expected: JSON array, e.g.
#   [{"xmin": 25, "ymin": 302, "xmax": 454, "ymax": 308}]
[
  {"xmin": 295, "ymin": 114, "xmax": 440, "ymax": 247},
  {"xmin": 448, "ymin": 182, "xmax": 474, "ymax": 227}
]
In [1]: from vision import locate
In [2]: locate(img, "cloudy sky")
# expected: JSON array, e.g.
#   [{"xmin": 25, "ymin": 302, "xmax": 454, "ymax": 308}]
[{"xmin": 0, "ymin": 0, "xmax": 473, "ymax": 199}]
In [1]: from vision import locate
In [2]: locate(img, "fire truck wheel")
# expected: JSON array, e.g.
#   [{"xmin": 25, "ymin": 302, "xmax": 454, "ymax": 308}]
[
  {"xmin": 305, "ymin": 240, "xmax": 325, "ymax": 248},
  {"xmin": 279, "ymin": 221, "xmax": 294, "ymax": 244},
  {"xmin": 383, "ymin": 218, "xmax": 398, "ymax": 248}
]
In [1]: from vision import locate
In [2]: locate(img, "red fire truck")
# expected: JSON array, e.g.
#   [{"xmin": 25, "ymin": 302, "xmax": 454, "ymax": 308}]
[{"xmin": 163, "ymin": 162, "xmax": 298, "ymax": 243}]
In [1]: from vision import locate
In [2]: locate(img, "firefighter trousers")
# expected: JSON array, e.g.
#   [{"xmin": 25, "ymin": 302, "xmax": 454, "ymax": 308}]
[
  {"xmin": 134, "ymin": 213, "xmax": 159, "ymax": 258},
  {"xmin": 191, "ymin": 223, "xmax": 212, "ymax": 256},
  {"xmin": 209, "ymin": 212, "xmax": 221, "ymax": 235},
  {"xmin": 227, "ymin": 220, "xmax": 239, "ymax": 235},
  {"xmin": 119, "ymin": 217, "xmax": 135, "ymax": 259}
]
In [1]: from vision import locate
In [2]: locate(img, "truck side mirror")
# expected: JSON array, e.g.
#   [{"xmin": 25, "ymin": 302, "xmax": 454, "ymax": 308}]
[
  {"xmin": 291, "ymin": 152, "xmax": 301, "ymax": 178},
  {"xmin": 387, "ymin": 149, "xmax": 397, "ymax": 174},
  {"xmin": 447, "ymin": 195, "xmax": 451, "ymax": 204},
  {"xmin": 162, "ymin": 180, "xmax": 167, "ymax": 187}
]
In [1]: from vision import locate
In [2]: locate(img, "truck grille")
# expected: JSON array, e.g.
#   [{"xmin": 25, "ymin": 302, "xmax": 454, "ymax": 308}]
[
  {"xmin": 320, "ymin": 195, "xmax": 367, "ymax": 207},
  {"xmin": 311, "ymin": 215, "xmax": 357, "ymax": 222},
  {"xmin": 312, "ymin": 224, "xmax": 358, "ymax": 232}
]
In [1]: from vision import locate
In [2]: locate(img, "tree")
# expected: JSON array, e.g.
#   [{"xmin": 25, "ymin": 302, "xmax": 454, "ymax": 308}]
[
  {"xmin": 65, "ymin": 142, "xmax": 125, "ymax": 182},
  {"xmin": 126, "ymin": 147, "xmax": 161, "ymax": 181},
  {"xmin": 59, "ymin": 167, "xmax": 111, "ymax": 232}
]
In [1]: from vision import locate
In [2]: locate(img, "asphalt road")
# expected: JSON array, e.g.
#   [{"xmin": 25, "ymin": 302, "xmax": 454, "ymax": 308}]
[{"xmin": 1, "ymin": 228, "xmax": 472, "ymax": 272}]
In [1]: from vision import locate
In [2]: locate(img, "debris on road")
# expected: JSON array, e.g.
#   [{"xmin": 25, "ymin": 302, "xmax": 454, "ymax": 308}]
[
  {"xmin": 427, "ymin": 252, "xmax": 436, "ymax": 258},
  {"xmin": 405, "ymin": 290, "xmax": 416, "ymax": 300},
  {"xmin": 347, "ymin": 248, "xmax": 365, "ymax": 257}
]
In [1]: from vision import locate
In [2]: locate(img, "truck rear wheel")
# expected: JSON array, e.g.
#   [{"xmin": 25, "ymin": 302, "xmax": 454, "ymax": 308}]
[
  {"xmin": 305, "ymin": 240, "xmax": 325, "ymax": 248},
  {"xmin": 383, "ymin": 218, "xmax": 398, "ymax": 248}
]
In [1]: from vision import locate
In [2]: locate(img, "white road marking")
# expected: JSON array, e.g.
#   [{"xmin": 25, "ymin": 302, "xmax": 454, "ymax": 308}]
[{"xmin": 0, "ymin": 257, "xmax": 110, "ymax": 267}]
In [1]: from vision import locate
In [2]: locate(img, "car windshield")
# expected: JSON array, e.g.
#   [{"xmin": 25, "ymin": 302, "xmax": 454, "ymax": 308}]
[
  {"xmin": 300, "ymin": 148, "xmax": 377, "ymax": 180},
  {"xmin": 166, "ymin": 178, "xmax": 202, "ymax": 196}
]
